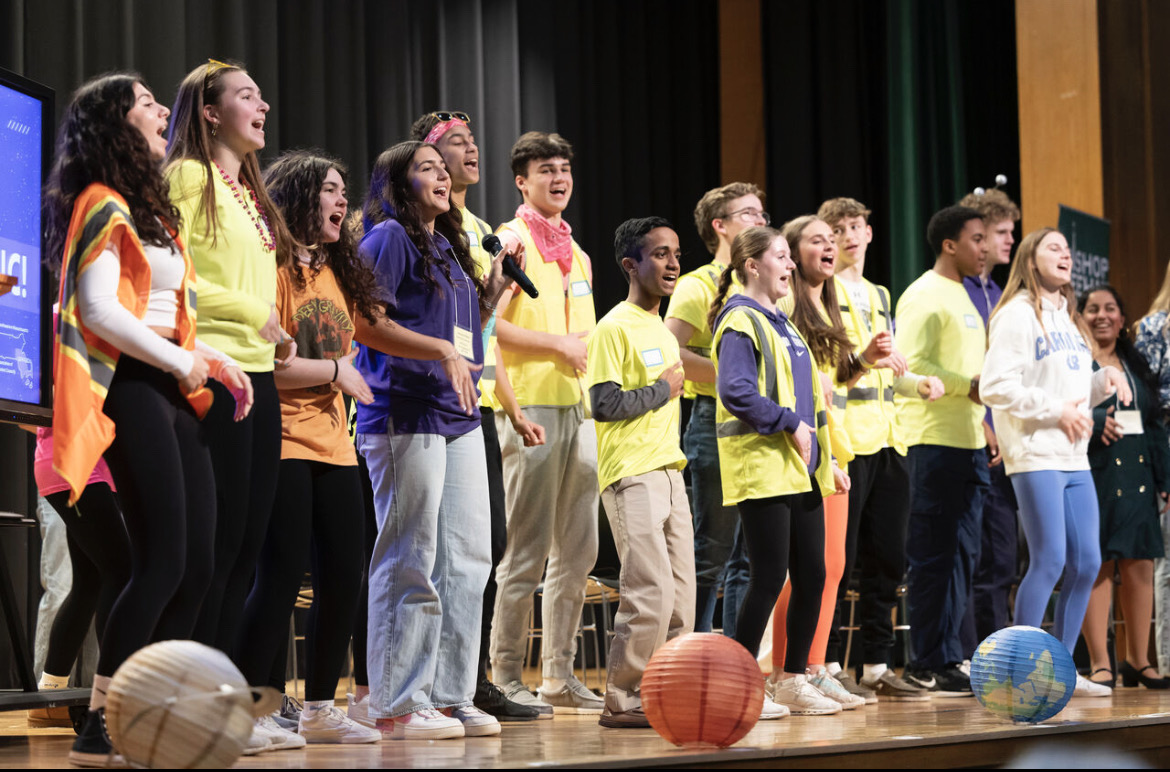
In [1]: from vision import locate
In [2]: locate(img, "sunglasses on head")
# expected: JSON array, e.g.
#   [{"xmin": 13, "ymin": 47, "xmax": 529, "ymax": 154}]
[{"xmin": 430, "ymin": 111, "xmax": 471, "ymax": 124}]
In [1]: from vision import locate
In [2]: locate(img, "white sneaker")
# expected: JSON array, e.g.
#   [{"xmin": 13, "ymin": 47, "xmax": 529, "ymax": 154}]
[
  {"xmin": 447, "ymin": 706, "xmax": 501, "ymax": 736},
  {"xmin": 242, "ymin": 721, "xmax": 279, "ymax": 755},
  {"xmin": 772, "ymin": 674, "xmax": 843, "ymax": 716},
  {"xmin": 958, "ymin": 660, "xmax": 971, "ymax": 676},
  {"xmin": 809, "ymin": 668, "xmax": 866, "ymax": 710},
  {"xmin": 299, "ymin": 704, "xmax": 381, "ymax": 744},
  {"xmin": 378, "ymin": 708, "xmax": 465, "ymax": 740},
  {"xmin": 759, "ymin": 695, "xmax": 790, "ymax": 720},
  {"xmin": 257, "ymin": 714, "xmax": 307, "ymax": 750},
  {"xmin": 1074, "ymin": 673, "xmax": 1113, "ymax": 698},
  {"xmin": 347, "ymin": 692, "xmax": 375, "ymax": 728}
]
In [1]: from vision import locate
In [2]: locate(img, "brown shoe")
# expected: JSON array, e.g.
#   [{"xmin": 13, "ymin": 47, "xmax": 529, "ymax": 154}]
[
  {"xmin": 598, "ymin": 706, "xmax": 650, "ymax": 729},
  {"xmin": 27, "ymin": 705, "xmax": 72, "ymax": 728}
]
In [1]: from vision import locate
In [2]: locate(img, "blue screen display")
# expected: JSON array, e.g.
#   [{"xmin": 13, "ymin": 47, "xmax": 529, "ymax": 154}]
[{"xmin": 0, "ymin": 82, "xmax": 43, "ymax": 405}]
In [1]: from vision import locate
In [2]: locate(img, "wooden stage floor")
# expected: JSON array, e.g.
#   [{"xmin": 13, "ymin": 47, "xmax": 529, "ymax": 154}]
[{"xmin": 2, "ymin": 688, "xmax": 1168, "ymax": 768}]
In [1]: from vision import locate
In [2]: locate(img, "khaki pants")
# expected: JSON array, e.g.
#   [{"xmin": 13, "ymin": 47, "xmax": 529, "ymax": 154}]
[
  {"xmin": 601, "ymin": 468, "xmax": 696, "ymax": 713},
  {"xmin": 490, "ymin": 404, "xmax": 600, "ymax": 682}
]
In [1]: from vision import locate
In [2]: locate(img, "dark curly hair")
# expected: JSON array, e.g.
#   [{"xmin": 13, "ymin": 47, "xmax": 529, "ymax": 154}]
[
  {"xmin": 42, "ymin": 73, "xmax": 180, "ymax": 273},
  {"xmin": 361, "ymin": 141, "xmax": 488, "ymax": 313},
  {"xmin": 264, "ymin": 150, "xmax": 381, "ymax": 325},
  {"xmin": 164, "ymin": 60, "xmax": 296, "ymax": 262}
]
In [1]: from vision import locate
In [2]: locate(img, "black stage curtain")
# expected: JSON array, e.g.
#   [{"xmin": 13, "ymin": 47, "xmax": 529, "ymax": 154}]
[
  {"xmin": 762, "ymin": 0, "xmax": 1020, "ymax": 299},
  {"xmin": 1, "ymin": 0, "xmax": 721, "ymax": 318}
]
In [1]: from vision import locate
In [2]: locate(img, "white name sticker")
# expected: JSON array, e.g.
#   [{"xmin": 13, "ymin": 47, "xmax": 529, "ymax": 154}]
[
  {"xmin": 964, "ymin": 314, "xmax": 979, "ymax": 329},
  {"xmin": 1115, "ymin": 409, "xmax": 1144, "ymax": 436},
  {"xmin": 641, "ymin": 347, "xmax": 664, "ymax": 367},
  {"xmin": 453, "ymin": 326, "xmax": 475, "ymax": 359},
  {"xmin": 571, "ymin": 280, "xmax": 592, "ymax": 297}
]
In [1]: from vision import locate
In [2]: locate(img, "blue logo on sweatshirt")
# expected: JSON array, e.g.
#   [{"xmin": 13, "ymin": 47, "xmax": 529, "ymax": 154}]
[{"xmin": 1035, "ymin": 331, "xmax": 1089, "ymax": 362}]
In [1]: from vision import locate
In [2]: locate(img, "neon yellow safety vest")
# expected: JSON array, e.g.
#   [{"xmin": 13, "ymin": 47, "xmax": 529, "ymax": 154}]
[
  {"xmin": 834, "ymin": 276, "xmax": 905, "ymax": 455},
  {"xmin": 678, "ymin": 261, "xmax": 733, "ymax": 400},
  {"xmin": 462, "ymin": 207, "xmax": 500, "ymax": 410},
  {"xmin": 497, "ymin": 218, "xmax": 596, "ymax": 408},
  {"xmin": 712, "ymin": 304, "xmax": 836, "ymax": 505}
]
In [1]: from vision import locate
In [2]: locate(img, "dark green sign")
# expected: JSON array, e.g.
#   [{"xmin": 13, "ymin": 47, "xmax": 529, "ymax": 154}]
[{"xmin": 1058, "ymin": 204, "xmax": 1110, "ymax": 295}]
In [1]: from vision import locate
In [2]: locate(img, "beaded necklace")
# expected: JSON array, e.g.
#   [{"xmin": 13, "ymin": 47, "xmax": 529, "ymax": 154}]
[{"xmin": 213, "ymin": 161, "xmax": 275, "ymax": 253}]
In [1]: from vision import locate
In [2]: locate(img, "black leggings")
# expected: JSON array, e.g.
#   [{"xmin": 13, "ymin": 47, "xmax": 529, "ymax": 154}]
[
  {"xmin": 96, "ymin": 355, "xmax": 216, "ymax": 677},
  {"xmin": 735, "ymin": 485, "xmax": 826, "ymax": 674},
  {"xmin": 238, "ymin": 459, "xmax": 365, "ymax": 702},
  {"xmin": 42, "ymin": 485, "xmax": 130, "ymax": 677},
  {"xmin": 192, "ymin": 371, "xmax": 281, "ymax": 657}
]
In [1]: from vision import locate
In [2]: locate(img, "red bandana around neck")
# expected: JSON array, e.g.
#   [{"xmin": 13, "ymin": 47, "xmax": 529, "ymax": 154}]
[{"xmin": 516, "ymin": 203, "xmax": 573, "ymax": 275}]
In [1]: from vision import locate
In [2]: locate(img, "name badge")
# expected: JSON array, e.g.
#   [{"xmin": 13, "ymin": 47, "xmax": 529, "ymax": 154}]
[
  {"xmin": 571, "ymin": 280, "xmax": 592, "ymax": 297},
  {"xmin": 1115, "ymin": 409, "xmax": 1144, "ymax": 436},
  {"xmin": 641, "ymin": 347, "xmax": 664, "ymax": 367},
  {"xmin": 453, "ymin": 326, "xmax": 475, "ymax": 359},
  {"xmin": 964, "ymin": 314, "xmax": 979, "ymax": 329}
]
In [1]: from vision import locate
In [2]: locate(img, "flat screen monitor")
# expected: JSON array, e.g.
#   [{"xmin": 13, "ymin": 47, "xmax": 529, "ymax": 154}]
[{"xmin": 0, "ymin": 68, "xmax": 53, "ymax": 425}]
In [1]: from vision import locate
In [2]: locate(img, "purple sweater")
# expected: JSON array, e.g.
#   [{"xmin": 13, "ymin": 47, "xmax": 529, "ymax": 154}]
[
  {"xmin": 964, "ymin": 273, "xmax": 1001, "ymax": 427},
  {"xmin": 715, "ymin": 294, "xmax": 819, "ymax": 472},
  {"xmin": 355, "ymin": 219, "xmax": 482, "ymax": 437}
]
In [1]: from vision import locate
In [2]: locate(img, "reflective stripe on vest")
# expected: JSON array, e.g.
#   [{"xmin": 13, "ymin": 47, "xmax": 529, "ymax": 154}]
[{"xmin": 716, "ymin": 310, "xmax": 779, "ymax": 438}]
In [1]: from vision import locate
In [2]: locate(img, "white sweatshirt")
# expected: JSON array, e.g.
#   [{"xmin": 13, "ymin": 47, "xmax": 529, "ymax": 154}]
[{"xmin": 980, "ymin": 291, "xmax": 1111, "ymax": 475}]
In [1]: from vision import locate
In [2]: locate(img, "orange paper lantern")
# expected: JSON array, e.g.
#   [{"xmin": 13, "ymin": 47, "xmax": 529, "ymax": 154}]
[{"xmin": 642, "ymin": 632, "xmax": 764, "ymax": 748}]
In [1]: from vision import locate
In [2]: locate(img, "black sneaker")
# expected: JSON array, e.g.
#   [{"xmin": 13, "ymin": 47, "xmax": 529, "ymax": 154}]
[
  {"xmin": 474, "ymin": 678, "xmax": 540, "ymax": 721},
  {"xmin": 68, "ymin": 708, "xmax": 124, "ymax": 768},
  {"xmin": 904, "ymin": 664, "xmax": 972, "ymax": 698}
]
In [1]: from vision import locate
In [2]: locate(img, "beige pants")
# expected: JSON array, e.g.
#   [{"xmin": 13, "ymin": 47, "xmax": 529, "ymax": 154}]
[
  {"xmin": 490, "ymin": 404, "xmax": 600, "ymax": 682},
  {"xmin": 601, "ymin": 468, "xmax": 696, "ymax": 713}
]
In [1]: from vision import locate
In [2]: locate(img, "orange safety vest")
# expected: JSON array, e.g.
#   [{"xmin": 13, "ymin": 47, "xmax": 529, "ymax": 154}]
[{"xmin": 53, "ymin": 184, "xmax": 212, "ymax": 504}]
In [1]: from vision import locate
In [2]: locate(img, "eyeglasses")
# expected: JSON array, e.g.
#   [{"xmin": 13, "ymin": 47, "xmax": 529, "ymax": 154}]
[
  {"xmin": 723, "ymin": 207, "xmax": 771, "ymax": 225},
  {"xmin": 429, "ymin": 111, "xmax": 471, "ymax": 124}
]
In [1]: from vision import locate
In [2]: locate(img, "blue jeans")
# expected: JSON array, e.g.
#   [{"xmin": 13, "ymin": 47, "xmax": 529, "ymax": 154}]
[
  {"xmin": 685, "ymin": 396, "xmax": 746, "ymax": 633},
  {"xmin": 906, "ymin": 445, "xmax": 988, "ymax": 670},
  {"xmin": 1010, "ymin": 469, "xmax": 1100, "ymax": 654},
  {"xmin": 357, "ymin": 426, "xmax": 491, "ymax": 718}
]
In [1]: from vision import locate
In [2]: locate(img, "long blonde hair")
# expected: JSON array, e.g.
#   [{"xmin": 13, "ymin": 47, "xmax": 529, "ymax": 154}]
[
  {"xmin": 1140, "ymin": 260, "xmax": 1170, "ymax": 335},
  {"xmin": 991, "ymin": 227, "xmax": 1092, "ymax": 346}
]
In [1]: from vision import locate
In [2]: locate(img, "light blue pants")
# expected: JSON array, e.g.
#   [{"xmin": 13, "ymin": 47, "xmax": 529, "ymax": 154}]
[
  {"xmin": 357, "ymin": 426, "xmax": 492, "ymax": 718},
  {"xmin": 1010, "ymin": 469, "xmax": 1101, "ymax": 653}
]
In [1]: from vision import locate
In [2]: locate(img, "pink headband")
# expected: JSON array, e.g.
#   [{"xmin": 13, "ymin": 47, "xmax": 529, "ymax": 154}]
[{"xmin": 424, "ymin": 118, "xmax": 467, "ymax": 146}]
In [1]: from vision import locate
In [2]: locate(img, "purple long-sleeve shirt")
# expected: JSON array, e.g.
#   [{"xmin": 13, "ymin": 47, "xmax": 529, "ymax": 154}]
[
  {"xmin": 964, "ymin": 273, "xmax": 1001, "ymax": 427},
  {"xmin": 355, "ymin": 219, "xmax": 483, "ymax": 437},
  {"xmin": 715, "ymin": 294, "xmax": 819, "ymax": 472}
]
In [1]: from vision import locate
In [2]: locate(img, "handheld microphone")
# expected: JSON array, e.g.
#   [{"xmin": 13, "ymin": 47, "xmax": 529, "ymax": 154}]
[{"xmin": 483, "ymin": 234, "xmax": 539, "ymax": 299}]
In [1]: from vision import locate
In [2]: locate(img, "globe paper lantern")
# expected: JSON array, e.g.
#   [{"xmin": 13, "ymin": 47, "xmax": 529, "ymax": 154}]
[
  {"xmin": 642, "ymin": 633, "xmax": 764, "ymax": 748},
  {"xmin": 106, "ymin": 640, "xmax": 280, "ymax": 768},
  {"xmin": 970, "ymin": 626, "xmax": 1076, "ymax": 723}
]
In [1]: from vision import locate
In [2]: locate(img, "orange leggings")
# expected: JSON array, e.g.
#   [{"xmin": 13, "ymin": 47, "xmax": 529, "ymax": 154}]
[{"xmin": 771, "ymin": 492, "xmax": 847, "ymax": 671}]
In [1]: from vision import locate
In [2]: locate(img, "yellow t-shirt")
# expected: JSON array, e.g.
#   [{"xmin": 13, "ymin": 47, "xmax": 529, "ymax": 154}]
[
  {"xmin": 664, "ymin": 260, "xmax": 738, "ymax": 399},
  {"xmin": 276, "ymin": 262, "xmax": 357, "ymax": 466},
  {"xmin": 587, "ymin": 301, "xmax": 686, "ymax": 491},
  {"xmin": 166, "ymin": 159, "xmax": 277, "ymax": 372},
  {"xmin": 459, "ymin": 205, "xmax": 500, "ymax": 410},
  {"xmin": 894, "ymin": 270, "xmax": 987, "ymax": 449}
]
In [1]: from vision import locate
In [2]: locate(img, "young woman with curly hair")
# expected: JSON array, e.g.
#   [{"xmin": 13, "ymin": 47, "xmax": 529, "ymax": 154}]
[
  {"xmin": 354, "ymin": 141, "xmax": 505, "ymax": 740},
  {"xmin": 44, "ymin": 71, "xmax": 251, "ymax": 765}
]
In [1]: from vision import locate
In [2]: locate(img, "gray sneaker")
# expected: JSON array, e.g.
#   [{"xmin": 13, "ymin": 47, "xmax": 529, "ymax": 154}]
[
  {"xmin": 833, "ymin": 671, "xmax": 878, "ymax": 705},
  {"xmin": 501, "ymin": 680, "xmax": 554, "ymax": 719},
  {"xmin": 271, "ymin": 694, "xmax": 302, "ymax": 731},
  {"xmin": 538, "ymin": 675, "xmax": 604, "ymax": 714},
  {"xmin": 860, "ymin": 669, "xmax": 931, "ymax": 702}
]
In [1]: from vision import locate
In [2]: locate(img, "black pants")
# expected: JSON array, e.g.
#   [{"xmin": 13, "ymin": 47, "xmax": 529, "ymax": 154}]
[
  {"xmin": 42, "ymin": 485, "xmax": 130, "ymax": 677},
  {"xmin": 96, "ymin": 355, "xmax": 216, "ymax": 676},
  {"xmin": 351, "ymin": 452, "xmax": 378, "ymax": 688},
  {"xmin": 192, "ymin": 371, "xmax": 281, "ymax": 658},
  {"xmin": 477, "ymin": 407, "xmax": 508, "ymax": 684},
  {"xmin": 824, "ymin": 448, "xmax": 910, "ymax": 665},
  {"xmin": 238, "ymin": 459, "xmax": 365, "ymax": 702},
  {"xmin": 735, "ymin": 484, "xmax": 826, "ymax": 674}
]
